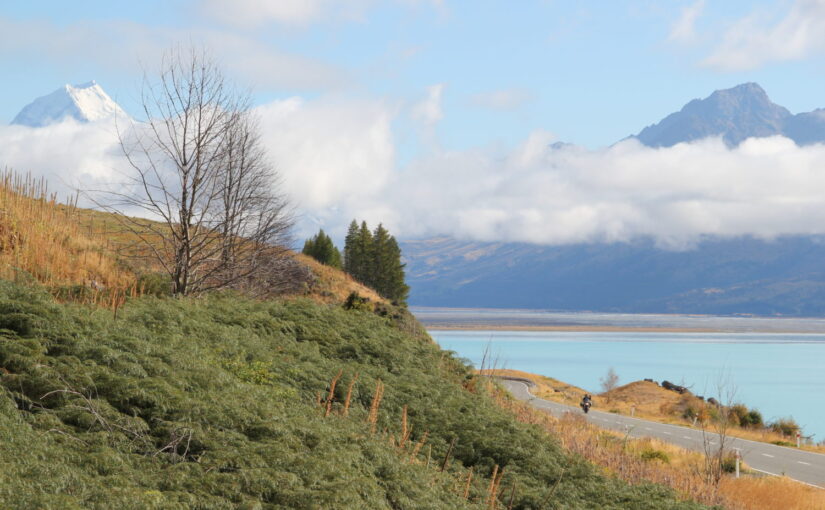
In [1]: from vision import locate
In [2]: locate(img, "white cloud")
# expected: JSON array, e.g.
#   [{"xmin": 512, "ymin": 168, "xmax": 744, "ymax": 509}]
[
  {"xmin": 470, "ymin": 88, "xmax": 534, "ymax": 111},
  {"xmin": 10, "ymin": 99, "xmax": 825, "ymax": 251},
  {"xmin": 668, "ymin": 0, "xmax": 705, "ymax": 44},
  {"xmin": 703, "ymin": 0, "xmax": 825, "ymax": 71},
  {"xmin": 0, "ymin": 120, "xmax": 125, "ymax": 198},
  {"xmin": 380, "ymin": 134, "xmax": 825, "ymax": 248},
  {"xmin": 0, "ymin": 17, "xmax": 346, "ymax": 92},
  {"xmin": 198, "ymin": 0, "xmax": 447, "ymax": 28},
  {"xmin": 255, "ymin": 96, "xmax": 396, "ymax": 231},
  {"xmin": 200, "ymin": 0, "xmax": 330, "ymax": 27}
]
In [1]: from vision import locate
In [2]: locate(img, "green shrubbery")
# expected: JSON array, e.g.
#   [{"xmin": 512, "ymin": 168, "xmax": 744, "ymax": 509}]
[
  {"xmin": 0, "ymin": 280, "xmax": 707, "ymax": 509},
  {"xmin": 730, "ymin": 403, "xmax": 764, "ymax": 428},
  {"xmin": 769, "ymin": 417, "xmax": 801, "ymax": 438},
  {"xmin": 639, "ymin": 447, "xmax": 670, "ymax": 464}
]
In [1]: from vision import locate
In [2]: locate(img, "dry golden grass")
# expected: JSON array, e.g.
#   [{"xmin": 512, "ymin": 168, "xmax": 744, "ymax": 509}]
[
  {"xmin": 292, "ymin": 253, "xmax": 386, "ymax": 304},
  {"xmin": 0, "ymin": 170, "xmax": 385, "ymax": 308},
  {"xmin": 719, "ymin": 476, "xmax": 825, "ymax": 510},
  {"xmin": 0, "ymin": 171, "xmax": 134, "ymax": 293}
]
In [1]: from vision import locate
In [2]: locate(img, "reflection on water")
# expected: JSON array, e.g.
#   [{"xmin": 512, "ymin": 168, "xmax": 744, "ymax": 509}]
[{"xmin": 431, "ymin": 329, "xmax": 825, "ymax": 442}]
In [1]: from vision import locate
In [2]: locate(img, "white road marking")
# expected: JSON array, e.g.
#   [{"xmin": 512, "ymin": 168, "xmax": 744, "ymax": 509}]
[
  {"xmin": 644, "ymin": 427, "xmax": 652, "ymax": 431},
  {"xmin": 662, "ymin": 432, "xmax": 672, "ymax": 435},
  {"xmin": 798, "ymin": 461, "xmax": 811, "ymax": 466},
  {"xmin": 683, "ymin": 436, "xmax": 692, "ymax": 440},
  {"xmin": 762, "ymin": 454, "xmax": 774, "ymax": 458}
]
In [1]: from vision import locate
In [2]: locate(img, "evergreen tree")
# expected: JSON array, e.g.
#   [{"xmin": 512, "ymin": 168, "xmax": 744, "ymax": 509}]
[
  {"xmin": 342, "ymin": 219, "xmax": 409, "ymax": 305},
  {"xmin": 302, "ymin": 229, "xmax": 341, "ymax": 268},
  {"xmin": 343, "ymin": 220, "xmax": 359, "ymax": 275},
  {"xmin": 371, "ymin": 224, "xmax": 392, "ymax": 297},
  {"xmin": 384, "ymin": 235, "xmax": 409, "ymax": 304},
  {"xmin": 355, "ymin": 221, "xmax": 374, "ymax": 285}
]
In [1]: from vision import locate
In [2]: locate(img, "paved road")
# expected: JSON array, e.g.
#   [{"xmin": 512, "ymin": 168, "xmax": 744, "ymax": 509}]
[{"xmin": 500, "ymin": 379, "xmax": 825, "ymax": 488}]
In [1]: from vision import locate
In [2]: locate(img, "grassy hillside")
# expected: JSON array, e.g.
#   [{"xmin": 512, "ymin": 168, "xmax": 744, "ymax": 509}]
[
  {"xmin": 0, "ymin": 280, "xmax": 708, "ymax": 509},
  {"xmin": 0, "ymin": 171, "xmax": 381, "ymax": 309}
]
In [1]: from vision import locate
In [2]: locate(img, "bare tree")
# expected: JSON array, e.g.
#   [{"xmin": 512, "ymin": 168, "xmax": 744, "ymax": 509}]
[
  {"xmin": 109, "ymin": 47, "xmax": 292, "ymax": 295},
  {"xmin": 213, "ymin": 108, "xmax": 293, "ymax": 292},
  {"xmin": 699, "ymin": 372, "xmax": 737, "ymax": 486},
  {"xmin": 599, "ymin": 367, "xmax": 620, "ymax": 401}
]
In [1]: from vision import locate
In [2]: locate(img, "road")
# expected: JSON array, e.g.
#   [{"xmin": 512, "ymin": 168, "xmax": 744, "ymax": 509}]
[{"xmin": 500, "ymin": 378, "xmax": 825, "ymax": 489}]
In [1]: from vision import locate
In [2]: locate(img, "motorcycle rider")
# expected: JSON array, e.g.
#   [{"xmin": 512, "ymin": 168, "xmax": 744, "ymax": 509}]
[{"xmin": 580, "ymin": 393, "xmax": 592, "ymax": 413}]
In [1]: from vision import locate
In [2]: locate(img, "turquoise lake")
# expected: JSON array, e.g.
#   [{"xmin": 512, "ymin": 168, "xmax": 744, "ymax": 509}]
[{"xmin": 431, "ymin": 330, "xmax": 825, "ymax": 442}]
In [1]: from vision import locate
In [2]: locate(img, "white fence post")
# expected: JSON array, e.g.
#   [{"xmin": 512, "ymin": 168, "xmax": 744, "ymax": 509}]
[{"xmin": 734, "ymin": 448, "xmax": 740, "ymax": 479}]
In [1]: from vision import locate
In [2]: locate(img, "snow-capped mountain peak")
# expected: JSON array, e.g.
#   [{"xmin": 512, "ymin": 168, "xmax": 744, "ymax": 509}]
[{"xmin": 11, "ymin": 81, "xmax": 127, "ymax": 127}]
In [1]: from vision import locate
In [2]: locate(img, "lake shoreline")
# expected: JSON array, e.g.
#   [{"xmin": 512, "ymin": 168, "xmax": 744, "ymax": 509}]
[
  {"xmin": 413, "ymin": 307, "xmax": 825, "ymax": 334},
  {"xmin": 425, "ymin": 324, "xmax": 719, "ymax": 333}
]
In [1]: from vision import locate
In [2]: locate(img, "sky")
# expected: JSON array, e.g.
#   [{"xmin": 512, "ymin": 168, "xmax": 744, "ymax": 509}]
[{"xmin": 4, "ymin": 0, "xmax": 825, "ymax": 247}]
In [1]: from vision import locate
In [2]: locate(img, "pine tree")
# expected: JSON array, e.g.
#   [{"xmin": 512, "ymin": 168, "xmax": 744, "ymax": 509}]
[
  {"xmin": 371, "ymin": 224, "xmax": 392, "ymax": 297},
  {"xmin": 302, "ymin": 229, "xmax": 341, "ymax": 268},
  {"xmin": 384, "ymin": 235, "xmax": 409, "ymax": 304},
  {"xmin": 355, "ymin": 221, "xmax": 374, "ymax": 285},
  {"xmin": 343, "ymin": 220, "xmax": 359, "ymax": 275}
]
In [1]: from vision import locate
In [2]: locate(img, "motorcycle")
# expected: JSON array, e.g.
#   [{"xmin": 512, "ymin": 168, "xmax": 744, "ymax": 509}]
[{"xmin": 580, "ymin": 399, "xmax": 592, "ymax": 414}]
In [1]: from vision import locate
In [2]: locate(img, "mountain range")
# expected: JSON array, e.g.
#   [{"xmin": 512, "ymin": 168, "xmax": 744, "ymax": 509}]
[{"xmin": 404, "ymin": 83, "xmax": 825, "ymax": 315}]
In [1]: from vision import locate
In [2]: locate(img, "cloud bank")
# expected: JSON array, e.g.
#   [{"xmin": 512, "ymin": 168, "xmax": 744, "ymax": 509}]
[{"xmin": 5, "ymin": 99, "xmax": 825, "ymax": 250}]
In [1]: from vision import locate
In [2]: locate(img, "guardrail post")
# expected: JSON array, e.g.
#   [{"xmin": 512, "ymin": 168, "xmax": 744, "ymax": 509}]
[{"xmin": 734, "ymin": 448, "xmax": 740, "ymax": 479}]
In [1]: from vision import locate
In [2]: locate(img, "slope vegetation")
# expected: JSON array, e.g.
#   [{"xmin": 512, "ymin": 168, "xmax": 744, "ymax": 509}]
[{"xmin": 0, "ymin": 281, "xmax": 706, "ymax": 509}]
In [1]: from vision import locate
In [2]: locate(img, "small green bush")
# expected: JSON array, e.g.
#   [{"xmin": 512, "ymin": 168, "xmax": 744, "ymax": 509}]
[
  {"xmin": 770, "ymin": 417, "xmax": 801, "ymax": 437},
  {"xmin": 721, "ymin": 454, "xmax": 738, "ymax": 473},
  {"xmin": 137, "ymin": 272, "xmax": 172, "ymax": 297},
  {"xmin": 771, "ymin": 440, "xmax": 795, "ymax": 447},
  {"xmin": 640, "ymin": 447, "xmax": 670, "ymax": 463},
  {"xmin": 729, "ymin": 403, "xmax": 764, "ymax": 428},
  {"xmin": 343, "ymin": 291, "xmax": 372, "ymax": 311}
]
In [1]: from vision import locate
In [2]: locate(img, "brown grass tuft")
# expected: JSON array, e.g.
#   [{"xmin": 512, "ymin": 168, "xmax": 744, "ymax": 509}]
[{"xmin": 367, "ymin": 379, "xmax": 385, "ymax": 433}]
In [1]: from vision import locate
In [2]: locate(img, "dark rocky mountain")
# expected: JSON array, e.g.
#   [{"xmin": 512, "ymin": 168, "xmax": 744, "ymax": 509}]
[
  {"xmin": 634, "ymin": 83, "xmax": 825, "ymax": 147},
  {"xmin": 401, "ymin": 236, "xmax": 825, "ymax": 315}
]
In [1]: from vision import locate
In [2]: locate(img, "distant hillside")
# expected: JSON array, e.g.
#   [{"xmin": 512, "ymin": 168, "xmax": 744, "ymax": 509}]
[
  {"xmin": 401, "ymin": 236, "xmax": 825, "ymax": 315},
  {"xmin": 632, "ymin": 82, "xmax": 825, "ymax": 147}
]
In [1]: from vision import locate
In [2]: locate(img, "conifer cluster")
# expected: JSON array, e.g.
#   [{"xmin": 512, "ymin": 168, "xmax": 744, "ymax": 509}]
[
  {"xmin": 343, "ymin": 220, "xmax": 409, "ymax": 304},
  {"xmin": 301, "ymin": 229, "xmax": 342, "ymax": 269}
]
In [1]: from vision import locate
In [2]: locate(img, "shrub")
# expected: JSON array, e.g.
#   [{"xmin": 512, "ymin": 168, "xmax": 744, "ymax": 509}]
[
  {"xmin": 729, "ymin": 403, "xmax": 763, "ymax": 428},
  {"xmin": 343, "ymin": 291, "xmax": 372, "ymax": 312},
  {"xmin": 721, "ymin": 454, "xmax": 739, "ymax": 473},
  {"xmin": 640, "ymin": 447, "xmax": 670, "ymax": 463},
  {"xmin": 743, "ymin": 409, "xmax": 764, "ymax": 428},
  {"xmin": 137, "ymin": 272, "xmax": 172, "ymax": 297},
  {"xmin": 770, "ymin": 417, "xmax": 801, "ymax": 437}
]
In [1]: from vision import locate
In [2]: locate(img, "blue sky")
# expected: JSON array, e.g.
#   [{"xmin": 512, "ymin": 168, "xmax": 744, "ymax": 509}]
[
  {"xmin": 5, "ymin": 0, "xmax": 825, "ymax": 245},
  {"xmin": 4, "ymin": 0, "xmax": 825, "ymax": 148}
]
